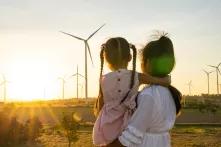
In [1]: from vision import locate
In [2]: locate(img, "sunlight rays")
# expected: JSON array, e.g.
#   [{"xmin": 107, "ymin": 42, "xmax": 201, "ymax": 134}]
[{"xmin": 4, "ymin": 60, "xmax": 59, "ymax": 101}]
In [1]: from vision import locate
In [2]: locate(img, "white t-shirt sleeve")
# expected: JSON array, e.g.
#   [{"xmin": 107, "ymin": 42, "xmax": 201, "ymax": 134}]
[{"xmin": 119, "ymin": 93, "xmax": 156, "ymax": 146}]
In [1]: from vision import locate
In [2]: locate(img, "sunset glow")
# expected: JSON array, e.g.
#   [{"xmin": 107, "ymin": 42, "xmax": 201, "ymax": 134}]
[{"xmin": 0, "ymin": 0, "xmax": 221, "ymax": 101}]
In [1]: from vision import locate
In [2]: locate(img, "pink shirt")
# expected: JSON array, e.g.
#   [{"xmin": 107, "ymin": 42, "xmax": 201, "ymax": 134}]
[{"xmin": 93, "ymin": 69, "xmax": 139, "ymax": 146}]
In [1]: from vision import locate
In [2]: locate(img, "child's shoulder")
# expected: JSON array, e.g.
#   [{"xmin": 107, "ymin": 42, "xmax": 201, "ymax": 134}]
[
  {"xmin": 102, "ymin": 69, "xmax": 139, "ymax": 86},
  {"xmin": 103, "ymin": 69, "xmax": 138, "ymax": 78}
]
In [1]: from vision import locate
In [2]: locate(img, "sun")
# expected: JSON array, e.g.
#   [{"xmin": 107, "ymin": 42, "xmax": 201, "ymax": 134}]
[{"xmin": 4, "ymin": 60, "xmax": 58, "ymax": 101}]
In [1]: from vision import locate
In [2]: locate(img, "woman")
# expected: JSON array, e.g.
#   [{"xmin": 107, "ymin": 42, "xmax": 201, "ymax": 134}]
[{"xmin": 107, "ymin": 34, "xmax": 182, "ymax": 147}]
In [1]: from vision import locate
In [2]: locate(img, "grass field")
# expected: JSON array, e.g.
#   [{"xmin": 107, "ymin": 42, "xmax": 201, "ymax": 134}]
[
  {"xmin": 2, "ymin": 104, "xmax": 221, "ymax": 125},
  {"xmin": 34, "ymin": 125, "xmax": 221, "ymax": 147},
  {"xmin": 1, "ymin": 102, "xmax": 221, "ymax": 147}
]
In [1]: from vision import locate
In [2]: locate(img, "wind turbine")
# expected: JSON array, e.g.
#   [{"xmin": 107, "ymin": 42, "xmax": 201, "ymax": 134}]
[
  {"xmin": 208, "ymin": 63, "xmax": 221, "ymax": 94},
  {"xmin": 203, "ymin": 70, "xmax": 214, "ymax": 94},
  {"xmin": 0, "ymin": 74, "xmax": 9, "ymax": 103},
  {"xmin": 72, "ymin": 65, "xmax": 85, "ymax": 99},
  {"xmin": 183, "ymin": 80, "xmax": 192, "ymax": 107},
  {"xmin": 58, "ymin": 77, "xmax": 66, "ymax": 100},
  {"xmin": 60, "ymin": 24, "xmax": 105, "ymax": 99},
  {"xmin": 79, "ymin": 84, "xmax": 84, "ymax": 98},
  {"xmin": 220, "ymin": 83, "xmax": 221, "ymax": 93},
  {"xmin": 187, "ymin": 80, "xmax": 192, "ymax": 96}
]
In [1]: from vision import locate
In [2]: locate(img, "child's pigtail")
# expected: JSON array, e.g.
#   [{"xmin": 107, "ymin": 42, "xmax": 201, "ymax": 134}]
[
  {"xmin": 99, "ymin": 45, "xmax": 105, "ymax": 79},
  {"xmin": 120, "ymin": 44, "xmax": 137, "ymax": 104},
  {"xmin": 94, "ymin": 46, "xmax": 105, "ymax": 117},
  {"xmin": 130, "ymin": 44, "xmax": 137, "ymax": 89},
  {"xmin": 116, "ymin": 38, "xmax": 122, "ymax": 67}
]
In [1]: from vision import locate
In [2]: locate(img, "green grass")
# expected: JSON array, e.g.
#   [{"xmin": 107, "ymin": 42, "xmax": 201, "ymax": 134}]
[
  {"xmin": 1, "ymin": 103, "xmax": 221, "ymax": 146},
  {"xmin": 171, "ymin": 125, "xmax": 221, "ymax": 147},
  {"xmin": 34, "ymin": 125, "xmax": 221, "ymax": 147}
]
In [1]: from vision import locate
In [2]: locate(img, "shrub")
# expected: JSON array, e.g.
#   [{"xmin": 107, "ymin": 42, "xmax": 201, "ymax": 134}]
[
  {"xmin": 61, "ymin": 112, "xmax": 80, "ymax": 147},
  {"xmin": 24, "ymin": 116, "xmax": 42, "ymax": 142},
  {"xmin": 0, "ymin": 112, "xmax": 42, "ymax": 146}
]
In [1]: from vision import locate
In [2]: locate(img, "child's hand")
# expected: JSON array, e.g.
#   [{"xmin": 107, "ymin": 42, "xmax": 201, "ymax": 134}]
[
  {"xmin": 156, "ymin": 75, "xmax": 171, "ymax": 87},
  {"xmin": 139, "ymin": 73, "xmax": 171, "ymax": 86}
]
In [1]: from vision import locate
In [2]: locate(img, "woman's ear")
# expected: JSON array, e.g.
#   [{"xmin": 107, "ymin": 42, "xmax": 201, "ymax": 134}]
[
  {"xmin": 141, "ymin": 59, "xmax": 150, "ymax": 74},
  {"xmin": 128, "ymin": 54, "xmax": 132, "ymax": 62},
  {"xmin": 141, "ymin": 61, "xmax": 145, "ymax": 73},
  {"xmin": 145, "ymin": 59, "xmax": 150, "ymax": 74}
]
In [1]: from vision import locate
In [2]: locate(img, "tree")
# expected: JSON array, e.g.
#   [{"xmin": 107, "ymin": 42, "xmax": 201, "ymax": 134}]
[
  {"xmin": 0, "ymin": 113, "xmax": 42, "ymax": 146},
  {"xmin": 24, "ymin": 116, "xmax": 42, "ymax": 142},
  {"xmin": 61, "ymin": 113, "xmax": 80, "ymax": 147}
]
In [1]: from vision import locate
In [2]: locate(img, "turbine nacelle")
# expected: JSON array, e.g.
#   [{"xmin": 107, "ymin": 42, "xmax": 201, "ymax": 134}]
[{"xmin": 208, "ymin": 62, "xmax": 221, "ymax": 75}]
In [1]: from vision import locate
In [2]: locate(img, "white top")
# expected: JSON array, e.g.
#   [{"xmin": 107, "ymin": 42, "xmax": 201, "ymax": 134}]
[{"xmin": 119, "ymin": 85, "xmax": 176, "ymax": 147}]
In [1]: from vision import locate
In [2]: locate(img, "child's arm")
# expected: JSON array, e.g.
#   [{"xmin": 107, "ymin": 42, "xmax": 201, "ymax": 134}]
[
  {"xmin": 106, "ymin": 139, "xmax": 125, "ymax": 147},
  {"xmin": 138, "ymin": 73, "xmax": 171, "ymax": 87}
]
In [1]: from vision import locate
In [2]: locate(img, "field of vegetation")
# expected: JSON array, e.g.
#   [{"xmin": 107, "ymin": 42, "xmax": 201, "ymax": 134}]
[
  {"xmin": 0, "ymin": 98, "xmax": 221, "ymax": 147},
  {"xmin": 36, "ymin": 125, "xmax": 221, "ymax": 147}
]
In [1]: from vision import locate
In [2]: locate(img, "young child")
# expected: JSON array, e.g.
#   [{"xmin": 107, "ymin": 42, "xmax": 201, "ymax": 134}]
[{"xmin": 93, "ymin": 37, "xmax": 170, "ymax": 146}]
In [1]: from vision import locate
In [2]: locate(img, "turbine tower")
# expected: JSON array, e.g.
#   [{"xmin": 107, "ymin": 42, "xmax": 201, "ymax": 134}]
[
  {"xmin": 220, "ymin": 83, "xmax": 221, "ymax": 93},
  {"xmin": 187, "ymin": 80, "xmax": 192, "ymax": 96},
  {"xmin": 203, "ymin": 70, "xmax": 214, "ymax": 94},
  {"xmin": 208, "ymin": 63, "xmax": 221, "ymax": 94},
  {"xmin": 72, "ymin": 65, "xmax": 85, "ymax": 99},
  {"xmin": 0, "ymin": 74, "xmax": 9, "ymax": 103},
  {"xmin": 58, "ymin": 77, "xmax": 66, "ymax": 100},
  {"xmin": 79, "ymin": 84, "xmax": 84, "ymax": 98},
  {"xmin": 60, "ymin": 24, "xmax": 105, "ymax": 99}
]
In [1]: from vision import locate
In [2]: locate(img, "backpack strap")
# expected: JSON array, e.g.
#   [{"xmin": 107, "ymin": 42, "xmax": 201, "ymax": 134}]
[
  {"xmin": 135, "ymin": 92, "xmax": 140, "ymax": 108},
  {"xmin": 120, "ymin": 90, "xmax": 131, "ymax": 104},
  {"xmin": 120, "ymin": 90, "xmax": 140, "ymax": 109}
]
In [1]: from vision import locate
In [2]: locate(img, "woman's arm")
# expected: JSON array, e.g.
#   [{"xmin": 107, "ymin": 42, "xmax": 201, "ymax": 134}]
[{"xmin": 138, "ymin": 73, "xmax": 171, "ymax": 86}]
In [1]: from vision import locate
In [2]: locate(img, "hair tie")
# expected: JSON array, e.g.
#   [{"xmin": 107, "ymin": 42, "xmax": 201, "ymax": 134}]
[
  {"xmin": 101, "ymin": 44, "xmax": 106, "ymax": 49},
  {"xmin": 129, "ymin": 43, "xmax": 135, "ymax": 49},
  {"xmin": 116, "ymin": 38, "xmax": 122, "ymax": 64}
]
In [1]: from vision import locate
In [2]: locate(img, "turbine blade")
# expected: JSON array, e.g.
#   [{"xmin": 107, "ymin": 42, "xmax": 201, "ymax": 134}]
[
  {"xmin": 58, "ymin": 77, "xmax": 65, "ymax": 81},
  {"xmin": 218, "ymin": 68, "xmax": 221, "ymax": 75},
  {"xmin": 87, "ymin": 24, "xmax": 105, "ymax": 40},
  {"xmin": 208, "ymin": 65, "xmax": 217, "ymax": 68},
  {"xmin": 218, "ymin": 62, "xmax": 221, "ymax": 67},
  {"xmin": 78, "ymin": 74, "xmax": 85, "ymax": 78},
  {"xmin": 72, "ymin": 74, "xmax": 77, "ymax": 77},
  {"xmin": 86, "ymin": 42, "xmax": 94, "ymax": 66},
  {"xmin": 202, "ymin": 69, "xmax": 208, "ymax": 74},
  {"xmin": 60, "ymin": 31, "xmax": 85, "ymax": 41},
  {"xmin": 188, "ymin": 80, "xmax": 192, "ymax": 85}
]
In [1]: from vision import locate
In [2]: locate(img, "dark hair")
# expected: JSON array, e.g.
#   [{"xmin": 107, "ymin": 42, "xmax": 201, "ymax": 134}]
[
  {"xmin": 93, "ymin": 37, "xmax": 137, "ymax": 116},
  {"xmin": 142, "ymin": 34, "xmax": 182, "ymax": 114}
]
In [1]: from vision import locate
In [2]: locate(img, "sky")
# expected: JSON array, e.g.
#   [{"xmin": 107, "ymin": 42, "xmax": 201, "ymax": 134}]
[{"xmin": 0, "ymin": 0, "xmax": 221, "ymax": 101}]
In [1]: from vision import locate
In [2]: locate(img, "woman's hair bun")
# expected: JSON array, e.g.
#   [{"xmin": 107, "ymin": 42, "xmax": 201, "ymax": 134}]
[{"xmin": 159, "ymin": 33, "xmax": 169, "ymax": 42}]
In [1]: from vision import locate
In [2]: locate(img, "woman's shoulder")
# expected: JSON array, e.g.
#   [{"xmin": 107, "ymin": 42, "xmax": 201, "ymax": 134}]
[
  {"xmin": 142, "ymin": 84, "xmax": 168, "ymax": 92},
  {"xmin": 139, "ymin": 85, "xmax": 169, "ymax": 99},
  {"xmin": 136, "ymin": 86, "xmax": 156, "ymax": 107},
  {"xmin": 137, "ymin": 86, "xmax": 168, "ymax": 109},
  {"xmin": 139, "ymin": 86, "xmax": 154, "ymax": 96}
]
